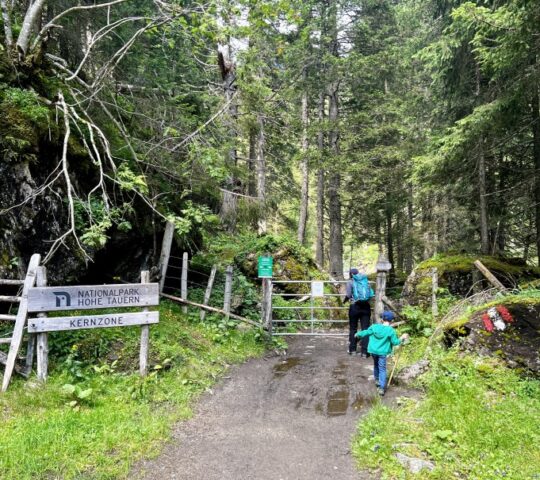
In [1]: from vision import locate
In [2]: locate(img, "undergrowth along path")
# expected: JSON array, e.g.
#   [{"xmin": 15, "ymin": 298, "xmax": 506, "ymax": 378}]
[{"xmin": 133, "ymin": 335, "xmax": 414, "ymax": 480}]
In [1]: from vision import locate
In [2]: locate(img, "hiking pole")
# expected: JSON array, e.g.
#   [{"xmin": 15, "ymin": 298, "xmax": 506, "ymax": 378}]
[{"xmin": 387, "ymin": 347, "xmax": 401, "ymax": 388}]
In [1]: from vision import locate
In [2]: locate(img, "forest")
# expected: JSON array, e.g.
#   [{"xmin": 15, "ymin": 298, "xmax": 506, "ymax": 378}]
[
  {"xmin": 1, "ymin": 0, "xmax": 539, "ymax": 280},
  {"xmin": 0, "ymin": 1, "xmax": 539, "ymax": 479}
]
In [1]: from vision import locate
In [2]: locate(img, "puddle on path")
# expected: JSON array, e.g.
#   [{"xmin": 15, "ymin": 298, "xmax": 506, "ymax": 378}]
[
  {"xmin": 273, "ymin": 357, "xmax": 303, "ymax": 377},
  {"xmin": 326, "ymin": 390, "xmax": 349, "ymax": 416}
]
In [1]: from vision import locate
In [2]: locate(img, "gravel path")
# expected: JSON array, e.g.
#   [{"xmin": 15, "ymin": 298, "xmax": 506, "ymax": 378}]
[{"xmin": 132, "ymin": 335, "xmax": 411, "ymax": 480}]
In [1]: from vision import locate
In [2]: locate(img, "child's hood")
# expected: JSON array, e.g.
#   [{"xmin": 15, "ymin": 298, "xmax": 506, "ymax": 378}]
[{"xmin": 370, "ymin": 324, "xmax": 394, "ymax": 339}]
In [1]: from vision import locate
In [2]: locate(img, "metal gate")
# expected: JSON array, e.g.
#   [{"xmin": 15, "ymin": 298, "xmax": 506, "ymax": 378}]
[{"xmin": 269, "ymin": 280, "xmax": 351, "ymax": 337}]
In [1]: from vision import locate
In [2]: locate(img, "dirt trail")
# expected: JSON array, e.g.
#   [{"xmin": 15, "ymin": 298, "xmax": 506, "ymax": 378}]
[{"xmin": 133, "ymin": 335, "xmax": 411, "ymax": 480}]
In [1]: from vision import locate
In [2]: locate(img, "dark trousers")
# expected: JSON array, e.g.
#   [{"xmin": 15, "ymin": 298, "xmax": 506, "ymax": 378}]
[{"xmin": 348, "ymin": 300, "xmax": 371, "ymax": 354}]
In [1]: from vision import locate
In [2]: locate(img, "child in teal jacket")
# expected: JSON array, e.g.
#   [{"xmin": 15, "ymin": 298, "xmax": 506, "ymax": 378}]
[{"xmin": 355, "ymin": 310, "xmax": 408, "ymax": 396}]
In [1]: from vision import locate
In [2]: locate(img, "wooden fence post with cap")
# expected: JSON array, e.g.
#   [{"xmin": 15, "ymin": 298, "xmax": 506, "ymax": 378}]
[
  {"xmin": 374, "ymin": 253, "xmax": 392, "ymax": 324},
  {"xmin": 223, "ymin": 265, "xmax": 233, "ymax": 320}
]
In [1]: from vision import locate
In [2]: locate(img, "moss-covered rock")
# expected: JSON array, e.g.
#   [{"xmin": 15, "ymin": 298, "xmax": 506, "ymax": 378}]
[
  {"xmin": 402, "ymin": 254, "xmax": 540, "ymax": 305},
  {"xmin": 445, "ymin": 297, "xmax": 540, "ymax": 377}
]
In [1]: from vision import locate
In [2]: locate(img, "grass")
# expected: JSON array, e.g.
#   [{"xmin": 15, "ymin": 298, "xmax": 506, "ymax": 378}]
[
  {"xmin": 352, "ymin": 337, "xmax": 540, "ymax": 479},
  {"xmin": 0, "ymin": 300, "xmax": 265, "ymax": 479}
]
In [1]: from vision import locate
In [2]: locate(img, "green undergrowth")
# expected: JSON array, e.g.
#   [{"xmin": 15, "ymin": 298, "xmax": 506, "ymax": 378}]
[
  {"xmin": 0, "ymin": 300, "xmax": 265, "ymax": 480},
  {"xmin": 352, "ymin": 338, "xmax": 540, "ymax": 479}
]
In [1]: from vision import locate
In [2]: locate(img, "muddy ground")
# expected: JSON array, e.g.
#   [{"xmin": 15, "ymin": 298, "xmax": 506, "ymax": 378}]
[{"xmin": 132, "ymin": 335, "xmax": 413, "ymax": 480}]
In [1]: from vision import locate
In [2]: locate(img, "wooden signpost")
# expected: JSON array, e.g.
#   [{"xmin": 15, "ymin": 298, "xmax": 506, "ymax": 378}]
[{"xmin": 26, "ymin": 274, "xmax": 159, "ymax": 381}]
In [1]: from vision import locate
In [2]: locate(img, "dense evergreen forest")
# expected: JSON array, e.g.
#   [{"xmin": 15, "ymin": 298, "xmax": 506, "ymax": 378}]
[{"xmin": 1, "ymin": 0, "xmax": 539, "ymax": 280}]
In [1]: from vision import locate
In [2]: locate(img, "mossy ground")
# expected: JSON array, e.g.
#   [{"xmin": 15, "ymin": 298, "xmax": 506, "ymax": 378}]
[{"xmin": 0, "ymin": 301, "xmax": 265, "ymax": 479}]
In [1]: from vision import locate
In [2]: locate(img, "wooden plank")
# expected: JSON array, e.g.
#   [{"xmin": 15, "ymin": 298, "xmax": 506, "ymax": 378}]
[
  {"xmin": 2, "ymin": 253, "xmax": 40, "ymax": 392},
  {"xmin": 200, "ymin": 265, "xmax": 217, "ymax": 321},
  {"xmin": 0, "ymin": 314, "xmax": 16, "ymax": 321},
  {"xmin": 223, "ymin": 265, "xmax": 233, "ymax": 320},
  {"xmin": 0, "ymin": 296, "xmax": 21, "ymax": 303},
  {"xmin": 27, "ymin": 311, "xmax": 159, "ymax": 333},
  {"xmin": 161, "ymin": 293, "xmax": 261, "ymax": 328},
  {"xmin": 181, "ymin": 252, "xmax": 188, "ymax": 314},
  {"xmin": 140, "ymin": 271, "xmax": 150, "ymax": 377},
  {"xmin": 27, "ymin": 283, "xmax": 159, "ymax": 312},
  {"xmin": 158, "ymin": 221, "xmax": 175, "ymax": 293},
  {"xmin": 36, "ymin": 267, "xmax": 48, "ymax": 382},
  {"xmin": 473, "ymin": 260, "xmax": 506, "ymax": 291},
  {"xmin": 0, "ymin": 279, "xmax": 24, "ymax": 286}
]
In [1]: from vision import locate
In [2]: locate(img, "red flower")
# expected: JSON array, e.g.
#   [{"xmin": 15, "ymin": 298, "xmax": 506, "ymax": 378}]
[
  {"xmin": 482, "ymin": 313, "xmax": 494, "ymax": 332},
  {"xmin": 496, "ymin": 305, "xmax": 514, "ymax": 323}
]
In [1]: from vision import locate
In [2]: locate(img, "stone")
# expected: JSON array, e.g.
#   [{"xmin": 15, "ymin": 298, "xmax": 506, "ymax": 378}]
[
  {"xmin": 395, "ymin": 360, "xmax": 430, "ymax": 385},
  {"xmin": 395, "ymin": 453, "xmax": 435, "ymax": 474}
]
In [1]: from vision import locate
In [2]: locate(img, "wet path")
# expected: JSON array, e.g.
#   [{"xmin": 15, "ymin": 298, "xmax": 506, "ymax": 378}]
[{"xmin": 132, "ymin": 335, "xmax": 410, "ymax": 480}]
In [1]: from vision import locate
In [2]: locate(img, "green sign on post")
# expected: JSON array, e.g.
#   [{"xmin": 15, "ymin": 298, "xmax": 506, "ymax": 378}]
[{"xmin": 258, "ymin": 256, "xmax": 273, "ymax": 278}]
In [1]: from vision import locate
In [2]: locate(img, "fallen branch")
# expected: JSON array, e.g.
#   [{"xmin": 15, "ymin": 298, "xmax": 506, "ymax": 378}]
[
  {"xmin": 161, "ymin": 293, "xmax": 262, "ymax": 328},
  {"xmin": 474, "ymin": 260, "xmax": 506, "ymax": 291}
]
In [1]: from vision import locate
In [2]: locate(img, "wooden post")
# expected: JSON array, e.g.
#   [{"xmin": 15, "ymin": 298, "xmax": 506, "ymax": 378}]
[
  {"xmin": 200, "ymin": 265, "xmax": 217, "ymax": 321},
  {"xmin": 158, "ymin": 221, "xmax": 175, "ymax": 293},
  {"xmin": 36, "ymin": 267, "xmax": 48, "ymax": 382},
  {"xmin": 140, "ymin": 270, "xmax": 150, "ymax": 377},
  {"xmin": 181, "ymin": 252, "xmax": 188, "ymax": 314},
  {"xmin": 473, "ymin": 260, "xmax": 506, "ymax": 291},
  {"xmin": 431, "ymin": 267, "xmax": 438, "ymax": 319},
  {"xmin": 223, "ymin": 265, "xmax": 233, "ymax": 320},
  {"xmin": 261, "ymin": 278, "xmax": 272, "ymax": 333},
  {"xmin": 374, "ymin": 254, "xmax": 392, "ymax": 324}
]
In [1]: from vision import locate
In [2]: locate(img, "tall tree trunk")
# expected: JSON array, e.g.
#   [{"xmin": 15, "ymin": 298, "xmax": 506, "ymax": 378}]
[
  {"xmin": 404, "ymin": 184, "xmax": 414, "ymax": 273},
  {"xmin": 218, "ymin": 48, "xmax": 238, "ymax": 232},
  {"xmin": 248, "ymin": 127, "xmax": 257, "ymax": 197},
  {"xmin": 478, "ymin": 139, "xmax": 490, "ymax": 254},
  {"xmin": 297, "ymin": 76, "xmax": 309, "ymax": 244},
  {"xmin": 256, "ymin": 114, "xmax": 267, "ymax": 234},
  {"xmin": 315, "ymin": 91, "xmax": 325, "ymax": 267},
  {"xmin": 385, "ymin": 198, "xmax": 395, "ymax": 286},
  {"xmin": 532, "ymin": 87, "xmax": 540, "ymax": 265},
  {"xmin": 327, "ymin": 82, "xmax": 343, "ymax": 279}
]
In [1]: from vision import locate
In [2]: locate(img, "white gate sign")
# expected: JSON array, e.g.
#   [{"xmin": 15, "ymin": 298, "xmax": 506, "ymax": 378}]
[
  {"xmin": 311, "ymin": 281, "xmax": 324, "ymax": 297},
  {"xmin": 27, "ymin": 283, "xmax": 159, "ymax": 312},
  {"xmin": 28, "ymin": 311, "xmax": 159, "ymax": 333}
]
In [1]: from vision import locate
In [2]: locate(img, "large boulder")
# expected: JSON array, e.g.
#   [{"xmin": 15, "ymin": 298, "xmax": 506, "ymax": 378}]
[
  {"xmin": 402, "ymin": 254, "xmax": 540, "ymax": 306},
  {"xmin": 446, "ymin": 299, "xmax": 540, "ymax": 377}
]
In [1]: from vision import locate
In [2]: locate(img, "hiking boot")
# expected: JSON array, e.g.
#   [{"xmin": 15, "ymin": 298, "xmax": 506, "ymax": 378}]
[
  {"xmin": 377, "ymin": 387, "xmax": 385, "ymax": 396},
  {"xmin": 360, "ymin": 353, "xmax": 368, "ymax": 359}
]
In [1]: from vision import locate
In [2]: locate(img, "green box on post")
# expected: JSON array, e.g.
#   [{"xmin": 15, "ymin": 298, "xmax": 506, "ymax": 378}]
[{"xmin": 258, "ymin": 256, "xmax": 273, "ymax": 278}]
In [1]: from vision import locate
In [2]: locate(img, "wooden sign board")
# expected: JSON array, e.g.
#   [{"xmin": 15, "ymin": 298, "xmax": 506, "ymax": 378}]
[
  {"xmin": 28, "ymin": 311, "xmax": 159, "ymax": 333},
  {"xmin": 27, "ymin": 283, "xmax": 159, "ymax": 312}
]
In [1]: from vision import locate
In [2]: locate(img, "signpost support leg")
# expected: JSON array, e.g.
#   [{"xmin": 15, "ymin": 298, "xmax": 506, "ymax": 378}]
[
  {"xmin": 36, "ymin": 267, "xmax": 48, "ymax": 382},
  {"xmin": 140, "ymin": 270, "xmax": 150, "ymax": 377}
]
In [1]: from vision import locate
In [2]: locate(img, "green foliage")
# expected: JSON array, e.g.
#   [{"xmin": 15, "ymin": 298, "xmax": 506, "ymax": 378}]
[
  {"xmin": 1, "ymin": 87, "xmax": 49, "ymax": 124},
  {"xmin": 0, "ymin": 301, "xmax": 264, "ymax": 479},
  {"xmin": 352, "ymin": 343, "xmax": 540, "ymax": 479}
]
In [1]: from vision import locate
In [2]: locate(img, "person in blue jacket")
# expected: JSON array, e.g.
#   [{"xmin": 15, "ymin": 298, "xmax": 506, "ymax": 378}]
[
  {"xmin": 344, "ymin": 268, "xmax": 374, "ymax": 356},
  {"xmin": 355, "ymin": 310, "xmax": 408, "ymax": 396}
]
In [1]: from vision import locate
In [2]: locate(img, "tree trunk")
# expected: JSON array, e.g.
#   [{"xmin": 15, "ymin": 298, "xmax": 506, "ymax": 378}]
[
  {"xmin": 248, "ymin": 127, "xmax": 256, "ymax": 197},
  {"xmin": 297, "ymin": 77, "xmax": 309, "ymax": 244},
  {"xmin": 386, "ymin": 202, "xmax": 395, "ymax": 286},
  {"xmin": 1, "ymin": 0, "xmax": 13, "ymax": 47},
  {"xmin": 532, "ymin": 87, "xmax": 540, "ymax": 265},
  {"xmin": 256, "ymin": 114, "xmax": 267, "ymax": 234},
  {"xmin": 327, "ymin": 82, "xmax": 343, "ymax": 279},
  {"xmin": 404, "ymin": 184, "xmax": 414, "ymax": 273},
  {"xmin": 478, "ymin": 138, "xmax": 490, "ymax": 254},
  {"xmin": 315, "ymin": 91, "xmax": 325, "ymax": 267},
  {"xmin": 16, "ymin": 0, "xmax": 47, "ymax": 56}
]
